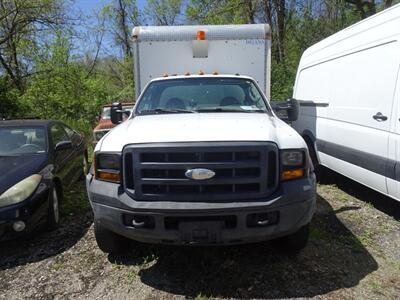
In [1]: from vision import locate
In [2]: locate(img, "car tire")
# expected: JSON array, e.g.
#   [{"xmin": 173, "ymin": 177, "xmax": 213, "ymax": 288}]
[
  {"xmin": 94, "ymin": 221, "xmax": 131, "ymax": 255},
  {"xmin": 276, "ymin": 223, "xmax": 310, "ymax": 253},
  {"xmin": 46, "ymin": 185, "xmax": 60, "ymax": 231}
]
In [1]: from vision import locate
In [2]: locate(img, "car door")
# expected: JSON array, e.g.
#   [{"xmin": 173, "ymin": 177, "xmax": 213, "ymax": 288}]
[{"xmin": 50, "ymin": 123, "xmax": 75, "ymax": 187}]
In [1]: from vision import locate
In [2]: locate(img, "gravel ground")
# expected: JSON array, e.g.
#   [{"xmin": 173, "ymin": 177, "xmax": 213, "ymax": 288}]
[{"xmin": 0, "ymin": 173, "xmax": 399, "ymax": 300}]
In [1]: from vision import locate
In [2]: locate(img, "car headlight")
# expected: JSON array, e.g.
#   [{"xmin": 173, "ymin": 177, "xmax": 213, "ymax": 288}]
[
  {"xmin": 0, "ymin": 174, "xmax": 42, "ymax": 207},
  {"xmin": 95, "ymin": 152, "xmax": 121, "ymax": 183},
  {"xmin": 281, "ymin": 150, "xmax": 305, "ymax": 181}
]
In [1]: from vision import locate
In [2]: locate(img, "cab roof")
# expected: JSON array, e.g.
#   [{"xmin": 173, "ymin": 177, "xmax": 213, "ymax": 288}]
[{"xmin": 148, "ymin": 74, "xmax": 255, "ymax": 83}]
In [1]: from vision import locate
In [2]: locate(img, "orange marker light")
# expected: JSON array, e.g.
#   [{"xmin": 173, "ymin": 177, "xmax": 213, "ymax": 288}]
[
  {"xmin": 185, "ymin": 72, "xmax": 190, "ymax": 76},
  {"xmin": 281, "ymin": 169, "xmax": 304, "ymax": 181},
  {"xmin": 97, "ymin": 171, "xmax": 120, "ymax": 183},
  {"xmin": 213, "ymin": 71, "xmax": 219, "ymax": 75},
  {"xmin": 163, "ymin": 73, "xmax": 168, "ymax": 77},
  {"xmin": 197, "ymin": 30, "xmax": 206, "ymax": 40},
  {"xmin": 198, "ymin": 70, "xmax": 205, "ymax": 75}
]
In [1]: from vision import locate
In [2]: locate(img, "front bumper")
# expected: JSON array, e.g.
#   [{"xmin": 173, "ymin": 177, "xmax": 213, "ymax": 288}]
[
  {"xmin": 86, "ymin": 174, "xmax": 316, "ymax": 245},
  {"xmin": 0, "ymin": 184, "xmax": 49, "ymax": 241}
]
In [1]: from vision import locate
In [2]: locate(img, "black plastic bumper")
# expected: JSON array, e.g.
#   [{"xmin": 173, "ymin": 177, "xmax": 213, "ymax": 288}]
[{"xmin": 86, "ymin": 174, "xmax": 316, "ymax": 245}]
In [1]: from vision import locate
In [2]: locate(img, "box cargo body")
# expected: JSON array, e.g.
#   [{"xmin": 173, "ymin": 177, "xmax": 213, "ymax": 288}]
[
  {"xmin": 293, "ymin": 4, "xmax": 400, "ymax": 201},
  {"xmin": 132, "ymin": 24, "xmax": 271, "ymax": 99}
]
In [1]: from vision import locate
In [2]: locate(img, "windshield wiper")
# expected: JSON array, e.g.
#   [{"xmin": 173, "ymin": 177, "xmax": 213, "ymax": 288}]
[
  {"xmin": 196, "ymin": 107, "xmax": 267, "ymax": 113},
  {"xmin": 141, "ymin": 108, "xmax": 196, "ymax": 114}
]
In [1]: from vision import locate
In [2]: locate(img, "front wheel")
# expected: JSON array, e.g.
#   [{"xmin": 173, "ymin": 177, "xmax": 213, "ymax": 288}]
[
  {"xmin": 276, "ymin": 224, "xmax": 310, "ymax": 253},
  {"xmin": 46, "ymin": 186, "xmax": 60, "ymax": 230},
  {"xmin": 94, "ymin": 222, "xmax": 131, "ymax": 254}
]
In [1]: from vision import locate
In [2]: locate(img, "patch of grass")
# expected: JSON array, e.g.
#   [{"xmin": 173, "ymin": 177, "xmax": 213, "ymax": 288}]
[
  {"xmin": 62, "ymin": 182, "xmax": 91, "ymax": 217},
  {"xmin": 126, "ymin": 268, "xmax": 138, "ymax": 282},
  {"xmin": 195, "ymin": 293, "xmax": 212, "ymax": 300},
  {"xmin": 142, "ymin": 253, "xmax": 159, "ymax": 266},
  {"xmin": 51, "ymin": 262, "xmax": 65, "ymax": 271},
  {"xmin": 309, "ymin": 227, "xmax": 330, "ymax": 242},
  {"xmin": 338, "ymin": 235, "xmax": 364, "ymax": 252}
]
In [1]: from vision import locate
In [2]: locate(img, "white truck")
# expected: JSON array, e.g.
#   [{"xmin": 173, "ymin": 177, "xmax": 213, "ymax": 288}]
[
  {"xmin": 293, "ymin": 4, "xmax": 400, "ymax": 202},
  {"xmin": 86, "ymin": 24, "xmax": 316, "ymax": 254}
]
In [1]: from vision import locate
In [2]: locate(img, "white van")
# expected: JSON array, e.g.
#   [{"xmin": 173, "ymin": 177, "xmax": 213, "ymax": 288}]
[{"xmin": 293, "ymin": 4, "xmax": 400, "ymax": 201}]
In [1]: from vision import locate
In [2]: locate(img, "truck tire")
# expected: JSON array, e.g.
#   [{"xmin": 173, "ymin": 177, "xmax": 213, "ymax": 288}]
[
  {"xmin": 305, "ymin": 139, "xmax": 330, "ymax": 183},
  {"xmin": 94, "ymin": 222, "xmax": 131, "ymax": 254},
  {"xmin": 276, "ymin": 223, "xmax": 309, "ymax": 253}
]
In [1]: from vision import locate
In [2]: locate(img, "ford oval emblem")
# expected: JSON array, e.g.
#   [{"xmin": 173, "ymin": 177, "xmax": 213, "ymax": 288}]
[{"xmin": 185, "ymin": 168, "xmax": 215, "ymax": 180}]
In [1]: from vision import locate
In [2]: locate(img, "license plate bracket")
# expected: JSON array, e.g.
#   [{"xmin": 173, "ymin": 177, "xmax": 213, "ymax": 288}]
[{"xmin": 179, "ymin": 221, "xmax": 222, "ymax": 244}]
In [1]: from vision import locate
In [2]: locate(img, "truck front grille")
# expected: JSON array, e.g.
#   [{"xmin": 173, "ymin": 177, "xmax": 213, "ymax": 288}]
[{"xmin": 123, "ymin": 142, "xmax": 278, "ymax": 202}]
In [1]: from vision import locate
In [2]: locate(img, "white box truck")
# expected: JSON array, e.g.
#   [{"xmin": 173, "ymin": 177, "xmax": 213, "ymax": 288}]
[
  {"xmin": 86, "ymin": 24, "xmax": 316, "ymax": 254},
  {"xmin": 293, "ymin": 4, "xmax": 400, "ymax": 201}
]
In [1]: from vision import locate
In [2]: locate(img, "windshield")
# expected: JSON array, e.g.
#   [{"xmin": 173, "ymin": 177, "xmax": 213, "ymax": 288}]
[
  {"xmin": 136, "ymin": 78, "xmax": 270, "ymax": 115},
  {"xmin": 0, "ymin": 127, "xmax": 47, "ymax": 155}
]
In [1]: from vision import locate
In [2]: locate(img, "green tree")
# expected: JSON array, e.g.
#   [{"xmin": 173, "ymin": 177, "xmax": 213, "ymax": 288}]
[{"xmin": 144, "ymin": 0, "xmax": 183, "ymax": 25}]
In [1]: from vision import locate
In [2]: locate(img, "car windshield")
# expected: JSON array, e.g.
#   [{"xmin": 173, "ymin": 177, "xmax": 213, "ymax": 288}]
[
  {"xmin": 136, "ymin": 78, "xmax": 270, "ymax": 115},
  {"xmin": 0, "ymin": 127, "xmax": 47, "ymax": 155}
]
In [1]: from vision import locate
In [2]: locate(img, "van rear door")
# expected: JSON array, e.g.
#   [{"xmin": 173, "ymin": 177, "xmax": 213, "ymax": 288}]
[{"xmin": 387, "ymin": 59, "xmax": 400, "ymax": 201}]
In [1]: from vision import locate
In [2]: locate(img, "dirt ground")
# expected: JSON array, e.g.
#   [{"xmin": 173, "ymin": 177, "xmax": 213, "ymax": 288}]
[{"xmin": 0, "ymin": 173, "xmax": 399, "ymax": 300}]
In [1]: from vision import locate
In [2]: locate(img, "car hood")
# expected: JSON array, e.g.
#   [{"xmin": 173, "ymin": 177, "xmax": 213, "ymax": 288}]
[
  {"xmin": 0, "ymin": 154, "xmax": 48, "ymax": 195},
  {"xmin": 97, "ymin": 113, "xmax": 305, "ymax": 152}
]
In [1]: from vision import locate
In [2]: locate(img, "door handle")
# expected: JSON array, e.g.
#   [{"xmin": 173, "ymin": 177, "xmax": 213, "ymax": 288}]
[{"xmin": 373, "ymin": 112, "xmax": 388, "ymax": 122}]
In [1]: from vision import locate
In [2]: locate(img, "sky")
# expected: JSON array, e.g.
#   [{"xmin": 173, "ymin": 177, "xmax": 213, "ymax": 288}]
[
  {"xmin": 73, "ymin": 0, "xmax": 147, "ymax": 57},
  {"xmin": 75, "ymin": 0, "xmax": 147, "ymax": 15}
]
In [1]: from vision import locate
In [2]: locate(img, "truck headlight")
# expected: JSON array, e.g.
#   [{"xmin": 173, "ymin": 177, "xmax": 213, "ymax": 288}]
[
  {"xmin": 95, "ymin": 152, "xmax": 121, "ymax": 183},
  {"xmin": 0, "ymin": 174, "xmax": 42, "ymax": 207},
  {"xmin": 281, "ymin": 150, "xmax": 305, "ymax": 181}
]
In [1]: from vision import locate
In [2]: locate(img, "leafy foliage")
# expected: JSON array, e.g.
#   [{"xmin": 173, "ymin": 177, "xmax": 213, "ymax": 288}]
[{"xmin": 1, "ymin": 0, "xmax": 400, "ymax": 135}]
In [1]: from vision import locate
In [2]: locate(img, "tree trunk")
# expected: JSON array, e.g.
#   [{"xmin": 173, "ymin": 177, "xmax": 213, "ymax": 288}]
[
  {"xmin": 117, "ymin": 0, "xmax": 132, "ymax": 58},
  {"xmin": 273, "ymin": 0, "xmax": 285, "ymax": 63}
]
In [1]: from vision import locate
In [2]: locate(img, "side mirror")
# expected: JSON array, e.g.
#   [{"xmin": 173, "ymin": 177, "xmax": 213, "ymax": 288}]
[
  {"xmin": 271, "ymin": 98, "xmax": 299, "ymax": 122},
  {"xmin": 55, "ymin": 141, "xmax": 72, "ymax": 152},
  {"xmin": 111, "ymin": 102, "xmax": 123, "ymax": 125}
]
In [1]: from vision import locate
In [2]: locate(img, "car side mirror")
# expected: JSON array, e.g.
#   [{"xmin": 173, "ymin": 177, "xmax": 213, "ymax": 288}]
[
  {"xmin": 55, "ymin": 141, "xmax": 72, "ymax": 152},
  {"xmin": 271, "ymin": 98, "xmax": 299, "ymax": 122},
  {"xmin": 111, "ymin": 102, "xmax": 123, "ymax": 125}
]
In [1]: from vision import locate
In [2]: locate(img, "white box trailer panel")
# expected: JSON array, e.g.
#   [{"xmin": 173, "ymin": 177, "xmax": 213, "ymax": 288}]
[{"xmin": 132, "ymin": 24, "xmax": 271, "ymax": 99}]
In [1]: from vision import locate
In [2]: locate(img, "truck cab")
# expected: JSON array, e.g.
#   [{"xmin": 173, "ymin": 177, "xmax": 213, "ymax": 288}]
[{"xmin": 86, "ymin": 24, "xmax": 316, "ymax": 254}]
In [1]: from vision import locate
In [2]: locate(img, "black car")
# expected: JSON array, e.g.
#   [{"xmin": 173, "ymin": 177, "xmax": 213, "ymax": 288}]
[{"xmin": 0, "ymin": 119, "xmax": 88, "ymax": 241}]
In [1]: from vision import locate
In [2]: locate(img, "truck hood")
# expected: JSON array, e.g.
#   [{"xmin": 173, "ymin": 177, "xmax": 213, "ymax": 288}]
[{"xmin": 96, "ymin": 113, "xmax": 305, "ymax": 152}]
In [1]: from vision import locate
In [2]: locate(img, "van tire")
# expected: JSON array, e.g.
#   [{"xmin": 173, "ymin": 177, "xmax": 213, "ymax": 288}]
[
  {"xmin": 277, "ymin": 224, "xmax": 309, "ymax": 253},
  {"xmin": 305, "ymin": 139, "xmax": 330, "ymax": 183},
  {"xmin": 94, "ymin": 222, "xmax": 131, "ymax": 254}
]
